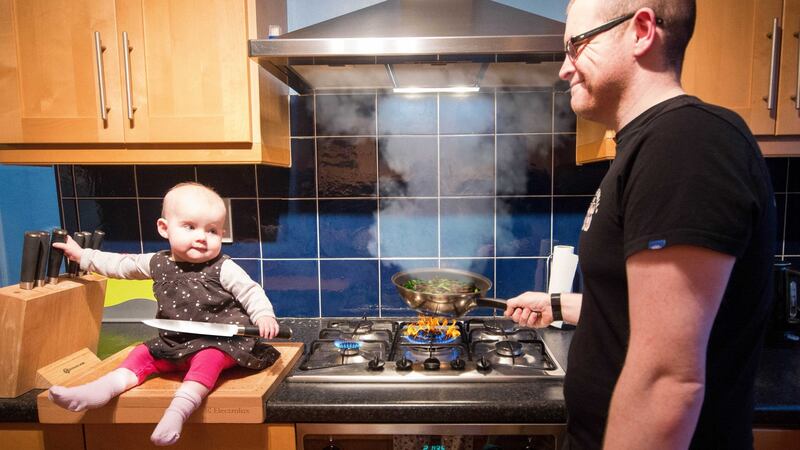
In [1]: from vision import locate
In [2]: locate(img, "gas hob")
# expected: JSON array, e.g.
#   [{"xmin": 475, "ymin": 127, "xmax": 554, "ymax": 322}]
[{"xmin": 287, "ymin": 317, "xmax": 565, "ymax": 383}]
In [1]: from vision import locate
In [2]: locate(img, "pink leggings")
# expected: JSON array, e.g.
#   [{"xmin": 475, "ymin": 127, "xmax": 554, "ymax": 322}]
[{"xmin": 119, "ymin": 344, "xmax": 237, "ymax": 389}]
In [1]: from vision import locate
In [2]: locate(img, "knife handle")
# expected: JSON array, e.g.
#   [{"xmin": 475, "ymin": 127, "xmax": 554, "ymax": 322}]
[
  {"xmin": 238, "ymin": 324, "xmax": 293, "ymax": 339},
  {"xmin": 34, "ymin": 231, "xmax": 50, "ymax": 287},
  {"xmin": 90, "ymin": 229, "xmax": 105, "ymax": 250},
  {"xmin": 47, "ymin": 229, "xmax": 68, "ymax": 284},
  {"xmin": 67, "ymin": 232, "xmax": 87, "ymax": 277},
  {"xmin": 20, "ymin": 231, "xmax": 40, "ymax": 289}
]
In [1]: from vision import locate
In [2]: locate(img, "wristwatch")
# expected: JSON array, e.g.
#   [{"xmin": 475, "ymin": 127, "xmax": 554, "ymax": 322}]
[{"xmin": 550, "ymin": 293, "xmax": 563, "ymax": 322}]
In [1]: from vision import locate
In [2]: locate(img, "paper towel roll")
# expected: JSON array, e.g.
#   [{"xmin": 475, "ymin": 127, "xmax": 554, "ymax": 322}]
[{"xmin": 548, "ymin": 246, "xmax": 579, "ymax": 294}]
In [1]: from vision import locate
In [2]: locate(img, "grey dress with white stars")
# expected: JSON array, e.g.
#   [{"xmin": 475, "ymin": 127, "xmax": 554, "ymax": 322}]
[{"xmin": 146, "ymin": 251, "xmax": 280, "ymax": 370}]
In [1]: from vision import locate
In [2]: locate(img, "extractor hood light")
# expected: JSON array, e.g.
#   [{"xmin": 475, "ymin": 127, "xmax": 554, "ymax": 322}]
[{"xmin": 393, "ymin": 86, "xmax": 480, "ymax": 94}]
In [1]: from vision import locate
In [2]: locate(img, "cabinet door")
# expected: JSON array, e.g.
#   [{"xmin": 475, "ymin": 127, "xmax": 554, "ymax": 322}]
[
  {"xmin": 682, "ymin": 0, "xmax": 783, "ymax": 135},
  {"xmin": 115, "ymin": 0, "xmax": 251, "ymax": 143},
  {"xmin": 777, "ymin": 0, "xmax": 800, "ymax": 134},
  {"xmin": 0, "ymin": 0, "xmax": 124, "ymax": 143}
]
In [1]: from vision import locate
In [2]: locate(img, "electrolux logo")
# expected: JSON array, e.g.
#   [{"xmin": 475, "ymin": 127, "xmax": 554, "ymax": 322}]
[{"xmin": 208, "ymin": 407, "xmax": 249, "ymax": 414}]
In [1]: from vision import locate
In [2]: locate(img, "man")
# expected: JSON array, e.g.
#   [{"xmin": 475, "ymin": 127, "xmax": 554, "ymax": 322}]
[{"xmin": 505, "ymin": 1, "xmax": 776, "ymax": 449}]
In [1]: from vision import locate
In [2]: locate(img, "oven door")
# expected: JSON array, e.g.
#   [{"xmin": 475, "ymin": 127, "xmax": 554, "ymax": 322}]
[{"xmin": 297, "ymin": 423, "xmax": 566, "ymax": 450}]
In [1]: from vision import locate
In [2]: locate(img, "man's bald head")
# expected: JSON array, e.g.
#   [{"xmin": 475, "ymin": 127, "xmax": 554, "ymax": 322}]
[{"xmin": 568, "ymin": 0, "xmax": 696, "ymax": 73}]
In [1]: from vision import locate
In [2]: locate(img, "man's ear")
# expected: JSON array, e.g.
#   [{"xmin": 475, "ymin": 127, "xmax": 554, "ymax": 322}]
[
  {"xmin": 157, "ymin": 218, "xmax": 169, "ymax": 239},
  {"xmin": 632, "ymin": 8, "xmax": 658, "ymax": 57}
]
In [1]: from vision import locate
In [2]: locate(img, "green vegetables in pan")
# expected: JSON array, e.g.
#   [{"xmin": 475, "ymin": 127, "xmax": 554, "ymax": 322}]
[{"xmin": 403, "ymin": 277, "xmax": 480, "ymax": 294}]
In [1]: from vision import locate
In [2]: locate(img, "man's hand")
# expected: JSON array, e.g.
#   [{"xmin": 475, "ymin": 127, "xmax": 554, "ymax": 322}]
[
  {"xmin": 504, "ymin": 291, "xmax": 551, "ymax": 328},
  {"xmin": 52, "ymin": 235, "xmax": 85, "ymax": 263},
  {"xmin": 256, "ymin": 316, "xmax": 280, "ymax": 339}
]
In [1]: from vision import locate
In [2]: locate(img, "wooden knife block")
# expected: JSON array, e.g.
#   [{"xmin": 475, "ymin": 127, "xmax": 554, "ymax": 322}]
[{"xmin": 0, "ymin": 274, "xmax": 106, "ymax": 398}]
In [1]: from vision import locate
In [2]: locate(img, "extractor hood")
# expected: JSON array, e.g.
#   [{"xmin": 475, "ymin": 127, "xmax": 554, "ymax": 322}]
[{"xmin": 249, "ymin": 0, "xmax": 566, "ymax": 94}]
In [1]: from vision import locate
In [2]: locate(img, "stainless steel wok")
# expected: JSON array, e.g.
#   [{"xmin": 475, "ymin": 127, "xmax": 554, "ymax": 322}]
[{"xmin": 391, "ymin": 267, "xmax": 510, "ymax": 317}]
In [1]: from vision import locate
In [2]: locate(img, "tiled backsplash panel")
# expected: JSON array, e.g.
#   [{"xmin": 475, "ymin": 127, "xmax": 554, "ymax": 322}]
[{"xmin": 56, "ymin": 89, "xmax": 797, "ymax": 318}]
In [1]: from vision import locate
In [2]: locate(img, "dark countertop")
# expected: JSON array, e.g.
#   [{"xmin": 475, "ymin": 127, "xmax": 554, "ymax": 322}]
[{"xmin": 1, "ymin": 319, "xmax": 798, "ymax": 427}]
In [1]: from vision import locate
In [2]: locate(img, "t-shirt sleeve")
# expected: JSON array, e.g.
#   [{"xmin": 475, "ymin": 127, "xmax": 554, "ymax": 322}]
[
  {"xmin": 79, "ymin": 249, "xmax": 153, "ymax": 279},
  {"xmin": 621, "ymin": 109, "xmax": 761, "ymax": 259},
  {"xmin": 220, "ymin": 259, "xmax": 276, "ymax": 322}
]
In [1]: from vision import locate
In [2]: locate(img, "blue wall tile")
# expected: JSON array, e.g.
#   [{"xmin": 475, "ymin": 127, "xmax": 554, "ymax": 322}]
[
  {"xmin": 440, "ymin": 136, "xmax": 495, "ymax": 196},
  {"xmin": 317, "ymin": 137, "xmax": 377, "ymax": 197},
  {"xmin": 496, "ymin": 91, "xmax": 552, "ymax": 134},
  {"xmin": 260, "ymin": 199, "xmax": 318, "ymax": 258},
  {"xmin": 496, "ymin": 258, "xmax": 548, "ymax": 299},
  {"xmin": 440, "ymin": 198, "xmax": 495, "ymax": 257},
  {"xmin": 197, "ymin": 165, "xmax": 256, "ymax": 198},
  {"xmin": 139, "ymin": 198, "xmax": 169, "ymax": 253},
  {"xmin": 136, "ymin": 165, "xmax": 196, "ymax": 197},
  {"xmin": 378, "ymin": 136, "xmax": 438, "ymax": 197},
  {"xmin": 57, "ymin": 165, "xmax": 75, "ymax": 197},
  {"xmin": 316, "ymin": 94, "xmax": 376, "ymax": 136},
  {"xmin": 74, "ymin": 165, "xmax": 136, "ymax": 197},
  {"xmin": 379, "ymin": 198, "xmax": 438, "ymax": 257},
  {"xmin": 496, "ymin": 197, "xmax": 551, "ymax": 257},
  {"xmin": 290, "ymin": 95, "xmax": 315, "ymax": 137},
  {"xmin": 77, "ymin": 199, "xmax": 141, "ymax": 253},
  {"xmin": 378, "ymin": 94, "xmax": 437, "ymax": 135},
  {"xmin": 321, "ymin": 259, "xmax": 379, "ymax": 316},
  {"xmin": 264, "ymin": 260, "xmax": 320, "ymax": 317},
  {"xmin": 496, "ymin": 134, "xmax": 552, "ymax": 195},
  {"xmin": 553, "ymin": 134, "xmax": 609, "ymax": 195},
  {"xmin": 233, "ymin": 258, "xmax": 262, "ymax": 285},
  {"xmin": 224, "ymin": 199, "xmax": 260, "ymax": 258},
  {"xmin": 318, "ymin": 199, "xmax": 378, "ymax": 257},
  {"xmin": 439, "ymin": 93, "xmax": 494, "ymax": 135},
  {"xmin": 553, "ymin": 196, "xmax": 592, "ymax": 251},
  {"xmin": 258, "ymin": 139, "xmax": 317, "ymax": 198}
]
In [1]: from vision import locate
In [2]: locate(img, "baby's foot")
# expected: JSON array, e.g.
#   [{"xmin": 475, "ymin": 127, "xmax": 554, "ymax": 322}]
[
  {"xmin": 47, "ymin": 369, "xmax": 137, "ymax": 412},
  {"xmin": 150, "ymin": 409, "xmax": 183, "ymax": 446}
]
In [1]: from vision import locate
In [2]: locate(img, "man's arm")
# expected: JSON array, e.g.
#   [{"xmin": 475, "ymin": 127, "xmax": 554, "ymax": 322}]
[
  {"xmin": 504, "ymin": 291, "xmax": 582, "ymax": 327},
  {"xmin": 603, "ymin": 245, "xmax": 734, "ymax": 449}
]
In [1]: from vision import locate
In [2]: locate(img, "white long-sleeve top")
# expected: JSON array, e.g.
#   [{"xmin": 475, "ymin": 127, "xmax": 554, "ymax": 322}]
[{"xmin": 79, "ymin": 249, "xmax": 275, "ymax": 322}]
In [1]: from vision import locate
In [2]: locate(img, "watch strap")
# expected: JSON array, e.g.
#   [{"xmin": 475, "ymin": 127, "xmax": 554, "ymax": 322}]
[{"xmin": 551, "ymin": 293, "xmax": 563, "ymax": 322}]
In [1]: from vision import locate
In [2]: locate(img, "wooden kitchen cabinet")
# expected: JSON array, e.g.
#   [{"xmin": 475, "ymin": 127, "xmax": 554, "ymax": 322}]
[
  {"xmin": 0, "ymin": 0, "xmax": 290, "ymax": 165},
  {"xmin": 0, "ymin": 424, "xmax": 85, "ymax": 450},
  {"xmin": 576, "ymin": 0, "xmax": 800, "ymax": 164}
]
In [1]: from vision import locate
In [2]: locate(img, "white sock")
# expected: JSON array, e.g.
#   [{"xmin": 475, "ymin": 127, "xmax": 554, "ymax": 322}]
[
  {"xmin": 47, "ymin": 368, "xmax": 138, "ymax": 412},
  {"xmin": 151, "ymin": 381, "xmax": 209, "ymax": 446}
]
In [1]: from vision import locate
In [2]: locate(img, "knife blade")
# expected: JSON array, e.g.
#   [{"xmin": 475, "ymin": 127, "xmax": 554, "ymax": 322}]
[
  {"xmin": 142, "ymin": 318, "xmax": 292, "ymax": 339},
  {"xmin": 34, "ymin": 231, "xmax": 49, "ymax": 287},
  {"xmin": 19, "ymin": 231, "xmax": 40, "ymax": 289}
]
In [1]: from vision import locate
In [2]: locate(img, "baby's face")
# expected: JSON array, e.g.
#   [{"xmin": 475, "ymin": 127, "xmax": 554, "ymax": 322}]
[{"xmin": 158, "ymin": 187, "xmax": 227, "ymax": 263}]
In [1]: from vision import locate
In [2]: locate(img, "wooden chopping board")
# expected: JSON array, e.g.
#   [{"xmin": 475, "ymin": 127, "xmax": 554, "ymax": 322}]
[{"xmin": 37, "ymin": 342, "xmax": 303, "ymax": 424}]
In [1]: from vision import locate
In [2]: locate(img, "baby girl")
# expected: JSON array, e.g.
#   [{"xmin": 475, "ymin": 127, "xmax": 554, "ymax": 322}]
[{"xmin": 48, "ymin": 182, "xmax": 281, "ymax": 446}]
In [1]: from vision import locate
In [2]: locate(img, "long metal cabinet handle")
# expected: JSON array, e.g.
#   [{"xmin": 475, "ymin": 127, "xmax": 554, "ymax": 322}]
[
  {"xmin": 122, "ymin": 31, "xmax": 136, "ymax": 120},
  {"xmin": 795, "ymin": 32, "xmax": 800, "ymax": 110},
  {"xmin": 93, "ymin": 31, "xmax": 109, "ymax": 121},
  {"xmin": 767, "ymin": 17, "xmax": 781, "ymax": 111}
]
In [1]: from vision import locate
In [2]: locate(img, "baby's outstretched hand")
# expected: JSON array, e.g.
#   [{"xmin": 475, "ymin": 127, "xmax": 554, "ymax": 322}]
[
  {"xmin": 52, "ymin": 235, "xmax": 85, "ymax": 263},
  {"xmin": 256, "ymin": 316, "xmax": 280, "ymax": 339}
]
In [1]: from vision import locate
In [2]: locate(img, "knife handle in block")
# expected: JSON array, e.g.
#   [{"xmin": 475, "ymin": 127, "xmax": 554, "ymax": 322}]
[
  {"xmin": 46, "ymin": 229, "xmax": 68, "ymax": 284},
  {"xmin": 19, "ymin": 231, "xmax": 40, "ymax": 289},
  {"xmin": 34, "ymin": 231, "xmax": 50, "ymax": 287},
  {"xmin": 67, "ymin": 232, "xmax": 87, "ymax": 277},
  {"xmin": 89, "ymin": 230, "xmax": 105, "ymax": 250},
  {"xmin": 239, "ymin": 324, "xmax": 293, "ymax": 339}
]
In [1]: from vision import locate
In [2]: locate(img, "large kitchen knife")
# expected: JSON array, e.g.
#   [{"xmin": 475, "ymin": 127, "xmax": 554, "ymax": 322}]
[
  {"xmin": 19, "ymin": 231, "xmax": 41, "ymax": 289},
  {"xmin": 142, "ymin": 318, "xmax": 293, "ymax": 339},
  {"xmin": 46, "ymin": 228, "xmax": 68, "ymax": 284}
]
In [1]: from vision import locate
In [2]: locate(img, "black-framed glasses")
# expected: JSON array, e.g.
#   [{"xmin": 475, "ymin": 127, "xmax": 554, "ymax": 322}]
[{"xmin": 565, "ymin": 12, "xmax": 664, "ymax": 60}]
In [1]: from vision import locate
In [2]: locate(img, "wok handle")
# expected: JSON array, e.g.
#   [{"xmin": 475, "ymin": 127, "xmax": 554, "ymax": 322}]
[
  {"xmin": 477, "ymin": 298, "xmax": 541, "ymax": 317},
  {"xmin": 476, "ymin": 298, "xmax": 509, "ymax": 309}
]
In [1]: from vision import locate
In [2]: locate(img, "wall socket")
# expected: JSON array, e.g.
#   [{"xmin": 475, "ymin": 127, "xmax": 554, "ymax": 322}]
[{"xmin": 222, "ymin": 198, "xmax": 233, "ymax": 243}]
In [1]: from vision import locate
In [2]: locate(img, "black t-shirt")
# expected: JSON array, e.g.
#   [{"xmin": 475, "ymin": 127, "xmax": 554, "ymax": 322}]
[{"xmin": 564, "ymin": 95, "xmax": 776, "ymax": 449}]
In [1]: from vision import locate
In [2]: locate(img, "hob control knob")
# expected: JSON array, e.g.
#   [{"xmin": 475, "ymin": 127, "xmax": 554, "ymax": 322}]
[
  {"xmin": 423, "ymin": 357, "xmax": 441, "ymax": 371},
  {"xmin": 368, "ymin": 356, "xmax": 385, "ymax": 371},
  {"xmin": 476, "ymin": 356, "xmax": 492, "ymax": 372},
  {"xmin": 396, "ymin": 357, "xmax": 413, "ymax": 371},
  {"xmin": 450, "ymin": 358, "xmax": 466, "ymax": 370}
]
